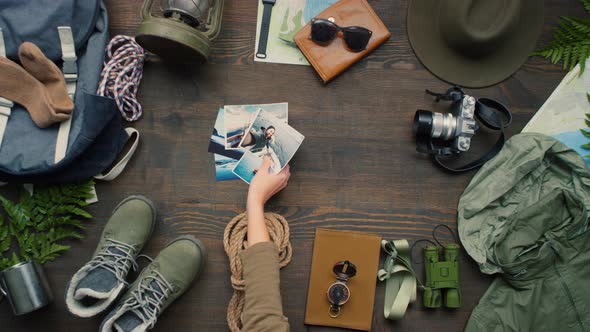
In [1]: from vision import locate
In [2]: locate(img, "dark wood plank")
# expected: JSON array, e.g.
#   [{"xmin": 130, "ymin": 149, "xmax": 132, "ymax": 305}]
[{"xmin": 0, "ymin": 0, "xmax": 584, "ymax": 331}]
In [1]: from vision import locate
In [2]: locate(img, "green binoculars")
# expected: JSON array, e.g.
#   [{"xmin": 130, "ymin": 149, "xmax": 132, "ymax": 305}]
[{"xmin": 422, "ymin": 243, "xmax": 461, "ymax": 308}]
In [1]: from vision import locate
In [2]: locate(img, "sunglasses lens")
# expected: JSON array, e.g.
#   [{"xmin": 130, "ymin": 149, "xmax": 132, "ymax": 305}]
[
  {"xmin": 311, "ymin": 20, "xmax": 339, "ymax": 44},
  {"xmin": 343, "ymin": 27, "xmax": 372, "ymax": 52}
]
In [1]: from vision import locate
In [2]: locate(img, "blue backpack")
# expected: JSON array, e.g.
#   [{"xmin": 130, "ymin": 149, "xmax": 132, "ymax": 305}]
[{"xmin": 0, "ymin": 0, "xmax": 138, "ymax": 184}]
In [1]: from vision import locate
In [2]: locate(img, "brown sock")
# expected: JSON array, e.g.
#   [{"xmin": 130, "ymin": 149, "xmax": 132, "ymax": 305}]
[
  {"xmin": 0, "ymin": 56, "xmax": 70, "ymax": 128},
  {"xmin": 18, "ymin": 42, "xmax": 74, "ymax": 112}
]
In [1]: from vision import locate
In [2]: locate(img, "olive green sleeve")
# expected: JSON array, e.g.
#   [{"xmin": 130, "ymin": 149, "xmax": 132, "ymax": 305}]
[{"xmin": 240, "ymin": 242, "xmax": 289, "ymax": 332}]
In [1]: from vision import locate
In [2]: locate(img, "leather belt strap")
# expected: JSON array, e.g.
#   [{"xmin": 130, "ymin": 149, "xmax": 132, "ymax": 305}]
[
  {"xmin": 55, "ymin": 26, "xmax": 77, "ymax": 163},
  {"xmin": 0, "ymin": 29, "xmax": 12, "ymax": 150},
  {"xmin": 377, "ymin": 239, "xmax": 417, "ymax": 320}
]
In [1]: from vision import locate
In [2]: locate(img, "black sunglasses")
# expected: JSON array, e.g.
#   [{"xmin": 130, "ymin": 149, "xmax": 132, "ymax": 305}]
[{"xmin": 310, "ymin": 18, "xmax": 372, "ymax": 52}]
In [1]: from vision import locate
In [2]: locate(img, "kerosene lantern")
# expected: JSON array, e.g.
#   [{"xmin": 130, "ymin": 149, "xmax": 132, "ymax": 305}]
[{"xmin": 135, "ymin": 0, "xmax": 224, "ymax": 62}]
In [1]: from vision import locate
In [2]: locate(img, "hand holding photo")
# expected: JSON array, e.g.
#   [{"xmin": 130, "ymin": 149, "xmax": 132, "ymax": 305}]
[{"xmin": 224, "ymin": 103, "xmax": 288, "ymax": 150}]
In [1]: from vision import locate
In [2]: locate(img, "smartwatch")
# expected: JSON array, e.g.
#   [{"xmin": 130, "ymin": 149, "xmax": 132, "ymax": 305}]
[
  {"xmin": 327, "ymin": 260, "xmax": 357, "ymax": 318},
  {"xmin": 256, "ymin": 0, "xmax": 276, "ymax": 59}
]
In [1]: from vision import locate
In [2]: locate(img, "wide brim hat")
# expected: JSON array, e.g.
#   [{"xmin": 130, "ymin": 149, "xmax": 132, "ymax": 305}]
[{"xmin": 407, "ymin": 0, "xmax": 544, "ymax": 88}]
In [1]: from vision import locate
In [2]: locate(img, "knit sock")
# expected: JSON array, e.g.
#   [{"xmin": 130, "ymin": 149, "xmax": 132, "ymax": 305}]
[
  {"xmin": 18, "ymin": 42, "xmax": 74, "ymax": 112},
  {"xmin": 0, "ymin": 56, "xmax": 70, "ymax": 128}
]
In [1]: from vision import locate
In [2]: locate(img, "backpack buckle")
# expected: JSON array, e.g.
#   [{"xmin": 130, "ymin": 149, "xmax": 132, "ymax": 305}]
[
  {"xmin": 0, "ymin": 98, "xmax": 12, "ymax": 112},
  {"xmin": 57, "ymin": 27, "xmax": 77, "ymax": 98}
]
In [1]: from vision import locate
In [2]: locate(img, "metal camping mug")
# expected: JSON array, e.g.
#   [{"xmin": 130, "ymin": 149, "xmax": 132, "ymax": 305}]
[{"xmin": 0, "ymin": 260, "xmax": 53, "ymax": 315}]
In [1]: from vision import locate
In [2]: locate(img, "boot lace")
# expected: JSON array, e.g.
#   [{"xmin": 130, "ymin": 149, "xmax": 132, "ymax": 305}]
[
  {"xmin": 126, "ymin": 269, "xmax": 174, "ymax": 329},
  {"xmin": 87, "ymin": 238, "xmax": 138, "ymax": 284}
]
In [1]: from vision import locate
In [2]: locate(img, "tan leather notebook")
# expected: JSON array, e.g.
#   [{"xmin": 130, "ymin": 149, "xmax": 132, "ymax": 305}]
[
  {"xmin": 294, "ymin": 0, "xmax": 391, "ymax": 83},
  {"xmin": 304, "ymin": 229, "xmax": 381, "ymax": 331}
]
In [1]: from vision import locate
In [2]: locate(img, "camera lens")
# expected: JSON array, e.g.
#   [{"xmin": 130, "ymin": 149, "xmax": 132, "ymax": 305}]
[{"xmin": 413, "ymin": 110, "xmax": 434, "ymax": 138}]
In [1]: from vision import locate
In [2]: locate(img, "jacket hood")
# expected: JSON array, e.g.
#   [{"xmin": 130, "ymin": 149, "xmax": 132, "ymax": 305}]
[{"xmin": 458, "ymin": 133, "xmax": 590, "ymax": 274}]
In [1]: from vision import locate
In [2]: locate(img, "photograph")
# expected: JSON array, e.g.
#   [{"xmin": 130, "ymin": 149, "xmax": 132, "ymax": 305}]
[
  {"xmin": 208, "ymin": 108, "xmax": 246, "ymax": 160},
  {"xmin": 231, "ymin": 151, "xmax": 264, "ymax": 184},
  {"xmin": 239, "ymin": 109, "xmax": 305, "ymax": 172},
  {"xmin": 215, "ymin": 154, "xmax": 240, "ymax": 181},
  {"xmin": 224, "ymin": 103, "xmax": 288, "ymax": 150}
]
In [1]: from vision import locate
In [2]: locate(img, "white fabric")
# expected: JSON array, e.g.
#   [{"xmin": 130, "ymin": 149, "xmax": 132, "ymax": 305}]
[
  {"xmin": 74, "ymin": 287, "xmax": 115, "ymax": 301},
  {"xmin": 65, "ymin": 267, "xmax": 125, "ymax": 318},
  {"xmin": 101, "ymin": 305, "xmax": 148, "ymax": 332},
  {"xmin": 95, "ymin": 128, "xmax": 139, "ymax": 181},
  {"xmin": 0, "ymin": 28, "xmax": 6, "ymax": 57},
  {"xmin": 0, "ymin": 99, "xmax": 11, "ymax": 149},
  {"xmin": 0, "ymin": 29, "xmax": 12, "ymax": 150},
  {"xmin": 55, "ymin": 26, "xmax": 77, "ymax": 163},
  {"xmin": 54, "ymin": 117, "xmax": 72, "ymax": 163}
]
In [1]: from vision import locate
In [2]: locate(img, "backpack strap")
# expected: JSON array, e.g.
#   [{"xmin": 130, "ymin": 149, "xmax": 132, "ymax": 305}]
[
  {"xmin": 94, "ymin": 128, "xmax": 140, "ymax": 181},
  {"xmin": 54, "ymin": 26, "xmax": 77, "ymax": 163},
  {"xmin": 0, "ymin": 29, "xmax": 13, "ymax": 150},
  {"xmin": 58, "ymin": 26, "xmax": 78, "ymax": 97}
]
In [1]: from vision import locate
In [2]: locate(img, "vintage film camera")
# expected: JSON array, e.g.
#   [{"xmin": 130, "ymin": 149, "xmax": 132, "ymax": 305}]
[
  {"xmin": 412, "ymin": 86, "xmax": 512, "ymax": 173},
  {"xmin": 413, "ymin": 90, "xmax": 477, "ymax": 153}
]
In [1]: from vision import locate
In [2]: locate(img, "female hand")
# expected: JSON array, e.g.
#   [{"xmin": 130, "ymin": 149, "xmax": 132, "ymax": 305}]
[{"xmin": 248, "ymin": 156, "xmax": 290, "ymax": 207}]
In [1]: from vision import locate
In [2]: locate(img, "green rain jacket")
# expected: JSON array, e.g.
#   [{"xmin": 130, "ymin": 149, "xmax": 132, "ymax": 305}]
[{"xmin": 458, "ymin": 133, "xmax": 590, "ymax": 332}]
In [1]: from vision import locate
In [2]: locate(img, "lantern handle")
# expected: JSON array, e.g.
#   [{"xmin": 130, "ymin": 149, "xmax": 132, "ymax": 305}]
[
  {"xmin": 141, "ymin": 0, "xmax": 155, "ymax": 20},
  {"xmin": 205, "ymin": 0, "xmax": 225, "ymax": 40}
]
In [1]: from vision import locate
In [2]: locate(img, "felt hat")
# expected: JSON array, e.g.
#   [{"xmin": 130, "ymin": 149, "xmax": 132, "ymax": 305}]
[{"xmin": 407, "ymin": 0, "xmax": 544, "ymax": 88}]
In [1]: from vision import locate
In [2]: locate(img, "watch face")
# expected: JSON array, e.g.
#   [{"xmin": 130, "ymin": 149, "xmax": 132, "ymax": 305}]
[{"xmin": 327, "ymin": 282, "xmax": 350, "ymax": 305}]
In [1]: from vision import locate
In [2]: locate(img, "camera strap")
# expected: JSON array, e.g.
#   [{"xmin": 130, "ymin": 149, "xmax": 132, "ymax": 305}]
[
  {"xmin": 421, "ymin": 94, "xmax": 512, "ymax": 173},
  {"xmin": 378, "ymin": 239, "xmax": 418, "ymax": 320}
]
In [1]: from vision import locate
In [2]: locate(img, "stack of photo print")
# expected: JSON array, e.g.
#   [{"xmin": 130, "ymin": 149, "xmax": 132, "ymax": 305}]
[{"xmin": 208, "ymin": 103, "xmax": 305, "ymax": 184}]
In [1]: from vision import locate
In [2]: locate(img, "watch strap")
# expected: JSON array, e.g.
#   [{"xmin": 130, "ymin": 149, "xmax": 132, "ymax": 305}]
[{"xmin": 256, "ymin": 1, "xmax": 274, "ymax": 59}]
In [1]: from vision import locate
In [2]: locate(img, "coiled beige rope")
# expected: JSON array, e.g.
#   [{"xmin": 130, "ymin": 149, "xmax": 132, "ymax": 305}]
[{"xmin": 223, "ymin": 212, "xmax": 292, "ymax": 332}]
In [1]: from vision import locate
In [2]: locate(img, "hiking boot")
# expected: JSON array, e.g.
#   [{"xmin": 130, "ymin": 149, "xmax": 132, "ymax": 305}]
[
  {"xmin": 65, "ymin": 195, "xmax": 156, "ymax": 318},
  {"xmin": 99, "ymin": 236, "xmax": 206, "ymax": 332}
]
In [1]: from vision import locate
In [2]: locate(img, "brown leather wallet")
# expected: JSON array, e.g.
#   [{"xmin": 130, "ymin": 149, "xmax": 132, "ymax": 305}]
[
  {"xmin": 304, "ymin": 228, "xmax": 382, "ymax": 331},
  {"xmin": 294, "ymin": 0, "xmax": 391, "ymax": 83}
]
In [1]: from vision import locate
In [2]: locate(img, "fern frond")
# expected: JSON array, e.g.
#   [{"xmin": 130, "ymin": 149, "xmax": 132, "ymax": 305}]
[
  {"xmin": 0, "ymin": 179, "xmax": 93, "ymax": 266},
  {"xmin": 535, "ymin": 4, "xmax": 590, "ymax": 73},
  {"xmin": 0, "ymin": 214, "xmax": 10, "ymax": 255}
]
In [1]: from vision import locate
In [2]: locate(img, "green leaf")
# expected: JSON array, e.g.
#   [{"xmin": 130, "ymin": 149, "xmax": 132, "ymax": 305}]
[
  {"xmin": 581, "ymin": 142, "xmax": 590, "ymax": 149},
  {"xmin": 535, "ymin": 8, "xmax": 590, "ymax": 74},
  {"xmin": 582, "ymin": 129, "xmax": 590, "ymax": 137},
  {"xmin": 0, "ymin": 179, "xmax": 93, "ymax": 265}
]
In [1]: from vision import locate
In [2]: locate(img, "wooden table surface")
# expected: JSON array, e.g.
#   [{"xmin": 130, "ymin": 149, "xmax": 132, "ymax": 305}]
[{"xmin": 0, "ymin": 0, "xmax": 584, "ymax": 331}]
